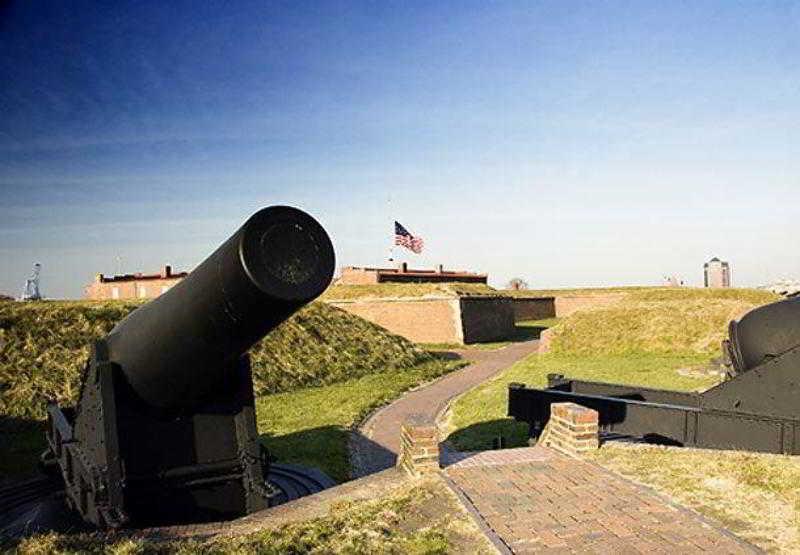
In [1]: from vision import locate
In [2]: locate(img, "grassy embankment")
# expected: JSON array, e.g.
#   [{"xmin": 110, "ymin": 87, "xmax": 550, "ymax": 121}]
[
  {"xmin": 446, "ymin": 287, "xmax": 777, "ymax": 450},
  {"xmin": 446, "ymin": 286, "xmax": 800, "ymax": 550},
  {"xmin": 8, "ymin": 477, "xmax": 493, "ymax": 554},
  {"xmin": 321, "ymin": 282, "xmax": 499, "ymax": 301},
  {"xmin": 0, "ymin": 299, "xmax": 460, "ymax": 482}
]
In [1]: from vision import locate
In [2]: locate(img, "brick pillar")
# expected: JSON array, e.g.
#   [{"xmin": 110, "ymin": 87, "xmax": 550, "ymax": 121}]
[
  {"xmin": 539, "ymin": 402, "xmax": 599, "ymax": 457},
  {"xmin": 398, "ymin": 414, "xmax": 440, "ymax": 476}
]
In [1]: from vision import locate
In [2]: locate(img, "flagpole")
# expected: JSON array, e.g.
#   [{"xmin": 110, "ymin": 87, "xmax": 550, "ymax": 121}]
[
  {"xmin": 388, "ymin": 194, "xmax": 395, "ymax": 264},
  {"xmin": 389, "ymin": 220, "xmax": 396, "ymax": 264}
]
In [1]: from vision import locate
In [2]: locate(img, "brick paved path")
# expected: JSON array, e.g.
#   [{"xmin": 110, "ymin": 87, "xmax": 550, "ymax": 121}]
[
  {"xmin": 351, "ymin": 339, "xmax": 541, "ymax": 477},
  {"xmin": 444, "ymin": 446, "xmax": 759, "ymax": 554}
]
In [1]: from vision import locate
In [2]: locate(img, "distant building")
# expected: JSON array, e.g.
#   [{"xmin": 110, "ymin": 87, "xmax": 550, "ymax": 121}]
[
  {"xmin": 337, "ymin": 264, "xmax": 488, "ymax": 285},
  {"xmin": 704, "ymin": 257, "xmax": 731, "ymax": 288},
  {"xmin": 663, "ymin": 275, "xmax": 684, "ymax": 287},
  {"xmin": 85, "ymin": 265, "xmax": 187, "ymax": 300}
]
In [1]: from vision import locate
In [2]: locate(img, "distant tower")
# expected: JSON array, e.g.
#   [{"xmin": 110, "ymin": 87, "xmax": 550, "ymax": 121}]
[
  {"xmin": 704, "ymin": 257, "xmax": 730, "ymax": 288},
  {"xmin": 20, "ymin": 263, "xmax": 43, "ymax": 300}
]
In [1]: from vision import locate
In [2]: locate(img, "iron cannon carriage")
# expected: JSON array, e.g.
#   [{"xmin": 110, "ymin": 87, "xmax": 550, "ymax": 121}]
[
  {"xmin": 509, "ymin": 296, "xmax": 800, "ymax": 454},
  {"xmin": 44, "ymin": 206, "xmax": 335, "ymax": 528}
]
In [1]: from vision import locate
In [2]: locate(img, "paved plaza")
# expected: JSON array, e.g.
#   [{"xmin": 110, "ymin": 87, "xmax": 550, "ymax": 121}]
[{"xmin": 444, "ymin": 446, "xmax": 758, "ymax": 554}]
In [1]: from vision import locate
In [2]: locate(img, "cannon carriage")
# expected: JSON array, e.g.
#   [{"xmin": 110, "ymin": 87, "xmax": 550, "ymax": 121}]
[
  {"xmin": 45, "ymin": 206, "xmax": 335, "ymax": 528},
  {"xmin": 509, "ymin": 296, "xmax": 800, "ymax": 454}
]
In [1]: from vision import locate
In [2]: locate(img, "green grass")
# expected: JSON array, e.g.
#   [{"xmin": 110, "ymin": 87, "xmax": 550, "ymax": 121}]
[
  {"xmin": 1, "ymin": 348, "xmax": 460, "ymax": 486},
  {"xmin": 258, "ymin": 358, "xmax": 462, "ymax": 482},
  {"xmin": 322, "ymin": 282, "xmax": 500, "ymax": 301},
  {"xmin": 8, "ymin": 477, "xmax": 491, "ymax": 554},
  {"xmin": 0, "ymin": 300, "xmax": 433, "ymax": 421},
  {"xmin": 445, "ymin": 352, "xmax": 715, "ymax": 451},
  {"xmin": 549, "ymin": 287, "xmax": 778, "ymax": 356},
  {"xmin": 500, "ymin": 285, "xmax": 651, "ymax": 298},
  {"xmin": 0, "ymin": 299, "xmax": 445, "ymax": 482},
  {"xmin": 446, "ymin": 288, "xmax": 777, "ymax": 452}
]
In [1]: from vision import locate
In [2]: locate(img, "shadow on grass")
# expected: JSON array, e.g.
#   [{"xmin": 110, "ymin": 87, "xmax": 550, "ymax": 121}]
[
  {"xmin": 509, "ymin": 325, "xmax": 546, "ymax": 341},
  {"xmin": 0, "ymin": 415, "xmax": 47, "ymax": 484},
  {"xmin": 445, "ymin": 418, "xmax": 530, "ymax": 453},
  {"xmin": 428, "ymin": 350, "xmax": 464, "ymax": 361},
  {"xmin": 260, "ymin": 425, "xmax": 348, "ymax": 483},
  {"xmin": 260, "ymin": 425, "xmax": 395, "ymax": 484},
  {"xmin": 468, "ymin": 322, "xmax": 552, "ymax": 348}
]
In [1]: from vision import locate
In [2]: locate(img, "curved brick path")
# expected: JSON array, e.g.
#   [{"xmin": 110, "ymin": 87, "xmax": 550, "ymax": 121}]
[
  {"xmin": 444, "ymin": 446, "xmax": 759, "ymax": 554},
  {"xmin": 350, "ymin": 339, "xmax": 541, "ymax": 478}
]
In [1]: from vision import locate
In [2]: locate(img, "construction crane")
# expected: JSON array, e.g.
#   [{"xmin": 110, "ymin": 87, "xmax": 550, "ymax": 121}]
[{"xmin": 20, "ymin": 263, "xmax": 42, "ymax": 301}]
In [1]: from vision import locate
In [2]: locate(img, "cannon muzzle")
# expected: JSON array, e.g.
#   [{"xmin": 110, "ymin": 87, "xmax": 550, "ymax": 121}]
[
  {"xmin": 727, "ymin": 296, "xmax": 800, "ymax": 375},
  {"xmin": 106, "ymin": 205, "xmax": 335, "ymax": 410}
]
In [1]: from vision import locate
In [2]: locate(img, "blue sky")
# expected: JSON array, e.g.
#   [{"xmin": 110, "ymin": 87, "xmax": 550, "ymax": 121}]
[{"xmin": 1, "ymin": 1, "xmax": 798, "ymax": 298}]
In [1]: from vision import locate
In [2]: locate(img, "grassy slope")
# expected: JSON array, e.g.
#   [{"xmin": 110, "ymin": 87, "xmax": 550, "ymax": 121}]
[
  {"xmin": 258, "ymin": 359, "xmax": 460, "ymax": 482},
  {"xmin": 322, "ymin": 282, "xmax": 499, "ymax": 301},
  {"xmin": 0, "ymin": 300, "xmax": 433, "ymax": 420},
  {"xmin": 0, "ymin": 299, "xmax": 449, "ymax": 481},
  {"xmin": 446, "ymin": 287, "xmax": 779, "ymax": 451},
  {"xmin": 9, "ymin": 477, "xmax": 493, "ymax": 554},
  {"xmin": 549, "ymin": 287, "xmax": 778, "ymax": 355},
  {"xmin": 500, "ymin": 285, "xmax": 651, "ymax": 298}
]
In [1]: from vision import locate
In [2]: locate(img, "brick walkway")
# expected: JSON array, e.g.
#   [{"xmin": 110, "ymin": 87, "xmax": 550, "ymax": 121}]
[
  {"xmin": 351, "ymin": 339, "xmax": 541, "ymax": 477},
  {"xmin": 444, "ymin": 446, "xmax": 759, "ymax": 554}
]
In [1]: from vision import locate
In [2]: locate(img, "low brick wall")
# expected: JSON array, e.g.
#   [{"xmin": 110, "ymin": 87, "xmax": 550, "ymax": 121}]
[
  {"xmin": 328, "ymin": 294, "xmax": 517, "ymax": 345},
  {"xmin": 538, "ymin": 402, "xmax": 599, "ymax": 457},
  {"xmin": 512, "ymin": 297, "xmax": 556, "ymax": 321},
  {"xmin": 399, "ymin": 414, "xmax": 440, "ymax": 476},
  {"xmin": 327, "ymin": 297, "xmax": 462, "ymax": 343},
  {"xmin": 459, "ymin": 296, "xmax": 516, "ymax": 343}
]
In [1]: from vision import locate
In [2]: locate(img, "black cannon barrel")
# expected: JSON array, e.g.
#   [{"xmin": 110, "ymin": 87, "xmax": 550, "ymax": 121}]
[
  {"xmin": 105, "ymin": 206, "xmax": 335, "ymax": 410},
  {"xmin": 728, "ymin": 296, "xmax": 800, "ymax": 373}
]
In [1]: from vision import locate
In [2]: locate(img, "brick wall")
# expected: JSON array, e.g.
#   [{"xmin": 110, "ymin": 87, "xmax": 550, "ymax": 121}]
[
  {"xmin": 338, "ymin": 267, "xmax": 381, "ymax": 285},
  {"xmin": 329, "ymin": 295, "xmax": 517, "ymax": 345},
  {"xmin": 512, "ymin": 297, "xmax": 556, "ymax": 321},
  {"xmin": 398, "ymin": 414, "xmax": 440, "ymax": 476},
  {"xmin": 459, "ymin": 297, "xmax": 516, "ymax": 343},
  {"xmin": 538, "ymin": 402, "xmax": 599, "ymax": 457},
  {"xmin": 85, "ymin": 277, "xmax": 182, "ymax": 301},
  {"xmin": 328, "ymin": 297, "xmax": 463, "ymax": 343}
]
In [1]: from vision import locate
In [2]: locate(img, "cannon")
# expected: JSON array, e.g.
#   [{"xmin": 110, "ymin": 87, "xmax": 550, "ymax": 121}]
[
  {"xmin": 44, "ymin": 206, "xmax": 335, "ymax": 528},
  {"xmin": 508, "ymin": 296, "xmax": 800, "ymax": 455}
]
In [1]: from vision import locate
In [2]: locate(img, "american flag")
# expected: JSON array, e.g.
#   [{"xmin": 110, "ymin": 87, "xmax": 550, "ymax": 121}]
[{"xmin": 394, "ymin": 221, "xmax": 424, "ymax": 254}]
